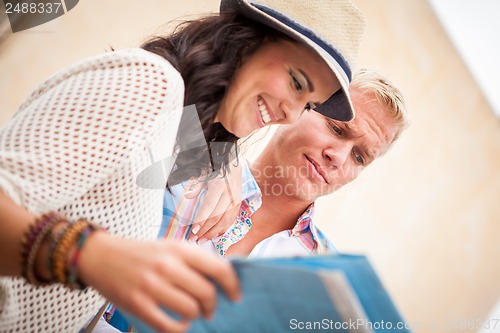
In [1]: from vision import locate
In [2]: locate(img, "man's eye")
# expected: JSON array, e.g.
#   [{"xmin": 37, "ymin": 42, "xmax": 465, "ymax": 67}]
[
  {"xmin": 304, "ymin": 102, "xmax": 314, "ymax": 111},
  {"xmin": 332, "ymin": 125, "xmax": 342, "ymax": 135},
  {"xmin": 355, "ymin": 154, "xmax": 365, "ymax": 164}
]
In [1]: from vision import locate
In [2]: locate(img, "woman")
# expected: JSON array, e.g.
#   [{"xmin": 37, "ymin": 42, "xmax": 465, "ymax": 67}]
[{"xmin": 0, "ymin": 0, "xmax": 365, "ymax": 332}]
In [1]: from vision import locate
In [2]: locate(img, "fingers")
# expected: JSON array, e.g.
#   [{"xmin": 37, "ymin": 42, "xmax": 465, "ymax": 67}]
[
  {"xmin": 189, "ymin": 197, "xmax": 227, "ymax": 242},
  {"xmin": 194, "ymin": 204, "xmax": 240, "ymax": 243},
  {"xmin": 190, "ymin": 215, "xmax": 223, "ymax": 244},
  {"xmin": 154, "ymin": 255, "xmax": 217, "ymax": 319},
  {"xmin": 192, "ymin": 190, "xmax": 221, "ymax": 225},
  {"xmin": 188, "ymin": 179, "xmax": 237, "ymax": 242},
  {"xmin": 142, "ymin": 271, "xmax": 202, "ymax": 320},
  {"xmin": 181, "ymin": 246, "xmax": 241, "ymax": 303},
  {"xmin": 185, "ymin": 174, "xmax": 240, "ymax": 243},
  {"xmin": 127, "ymin": 292, "xmax": 190, "ymax": 333},
  {"xmin": 84, "ymin": 236, "xmax": 239, "ymax": 332}
]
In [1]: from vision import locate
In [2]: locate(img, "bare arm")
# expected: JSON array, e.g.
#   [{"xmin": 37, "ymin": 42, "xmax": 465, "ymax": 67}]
[
  {"xmin": 0, "ymin": 190, "xmax": 241, "ymax": 332},
  {"xmin": 0, "ymin": 49, "xmax": 241, "ymax": 332},
  {"xmin": 0, "ymin": 191, "xmax": 35, "ymax": 276}
]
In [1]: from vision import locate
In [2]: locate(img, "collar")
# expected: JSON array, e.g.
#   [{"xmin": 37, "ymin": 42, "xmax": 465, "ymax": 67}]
[
  {"xmin": 290, "ymin": 202, "xmax": 315, "ymax": 236},
  {"xmin": 240, "ymin": 158, "xmax": 262, "ymax": 214},
  {"xmin": 290, "ymin": 202, "xmax": 335, "ymax": 254}
]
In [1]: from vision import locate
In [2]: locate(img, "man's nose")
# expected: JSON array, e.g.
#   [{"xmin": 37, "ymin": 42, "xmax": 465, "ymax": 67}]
[{"xmin": 323, "ymin": 143, "xmax": 351, "ymax": 169}]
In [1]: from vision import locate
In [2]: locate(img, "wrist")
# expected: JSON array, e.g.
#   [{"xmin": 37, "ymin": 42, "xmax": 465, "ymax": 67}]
[
  {"xmin": 20, "ymin": 212, "xmax": 67, "ymax": 285},
  {"xmin": 33, "ymin": 222, "xmax": 67, "ymax": 281},
  {"xmin": 75, "ymin": 229, "xmax": 110, "ymax": 287},
  {"xmin": 20, "ymin": 212, "xmax": 104, "ymax": 289}
]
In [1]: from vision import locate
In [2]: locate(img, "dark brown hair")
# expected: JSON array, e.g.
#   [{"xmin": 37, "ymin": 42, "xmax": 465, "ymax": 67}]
[{"xmin": 141, "ymin": 12, "xmax": 290, "ymax": 186}]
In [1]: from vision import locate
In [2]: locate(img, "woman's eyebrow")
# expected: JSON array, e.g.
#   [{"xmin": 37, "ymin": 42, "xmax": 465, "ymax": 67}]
[{"xmin": 298, "ymin": 69, "xmax": 314, "ymax": 92}]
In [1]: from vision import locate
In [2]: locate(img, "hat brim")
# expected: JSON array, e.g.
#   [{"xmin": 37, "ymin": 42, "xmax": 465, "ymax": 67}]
[{"xmin": 220, "ymin": 0, "xmax": 356, "ymax": 121}]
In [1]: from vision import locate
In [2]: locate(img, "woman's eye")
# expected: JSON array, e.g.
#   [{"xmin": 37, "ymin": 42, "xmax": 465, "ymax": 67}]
[
  {"xmin": 355, "ymin": 155, "xmax": 365, "ymax": 164},
  {"xmin": 290, "ymin": 70, "xmax": 303, "ymax": 92}
]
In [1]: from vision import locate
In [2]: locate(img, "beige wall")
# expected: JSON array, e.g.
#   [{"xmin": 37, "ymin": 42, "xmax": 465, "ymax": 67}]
[
  {"xmin": 1, "ymin": 1, "xmax": 499, "ymax": 332},
  {"xmin": 323, "ymin": 1, "xmax": 500, "ymax": 332}
]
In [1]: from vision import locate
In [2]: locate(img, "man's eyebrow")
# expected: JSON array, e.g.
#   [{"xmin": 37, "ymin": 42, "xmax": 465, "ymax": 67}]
[
  {"xmin": 299, "ymin": 69, "xmax": 314, "ymax": 93},
  {"xmin": 344, "ymin": 123, "xmax": 364, "ymax": 138},
  {"xmin": 326, "ymin": 118, "xmax": 379, "ymax": 162},
  {"xmin": 362, "ymin": 145, "xmax": 376, "ymax": 162}
]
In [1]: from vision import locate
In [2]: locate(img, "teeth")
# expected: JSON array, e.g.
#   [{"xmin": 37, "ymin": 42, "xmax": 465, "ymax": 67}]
[{"xmin": 258, "ymin": 97, "xmax": 271, "ymax": 124}]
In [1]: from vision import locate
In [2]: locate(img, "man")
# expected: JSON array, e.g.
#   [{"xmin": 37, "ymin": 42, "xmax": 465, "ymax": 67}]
[
  {"xmin": 102, "ymin": 69, "xmax": 409, "ymax": 331},
  {"xmin": 159, "ymin": 68, "xmax": 409, "ymax": 257}
]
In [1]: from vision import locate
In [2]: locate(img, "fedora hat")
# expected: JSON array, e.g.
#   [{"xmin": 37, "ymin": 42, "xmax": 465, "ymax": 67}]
[{"xmin": 220, "ymin": 0, "xmax": 366, "ymax": 121}]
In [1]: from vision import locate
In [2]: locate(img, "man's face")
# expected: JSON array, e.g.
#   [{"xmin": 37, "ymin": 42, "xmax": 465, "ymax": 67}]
[{"xmin": 259, "ymin": 87, "xmax": 400, "ymax": 201}]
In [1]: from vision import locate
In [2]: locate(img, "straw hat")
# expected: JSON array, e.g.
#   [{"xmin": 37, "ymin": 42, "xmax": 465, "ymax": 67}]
[{"xmin": 220, "ymin": 0, "xmax": 366, "ymax": 121}]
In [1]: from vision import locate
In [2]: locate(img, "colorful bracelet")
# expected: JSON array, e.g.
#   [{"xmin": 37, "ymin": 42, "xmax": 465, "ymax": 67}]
[
  {"xmin": 52, "ymin": 219, "xmax": 102, "ymax": 289},
  {"xmin": 67, "ymin": 224, "xmax": 98, "ymax": 290},
  {"xmin": 52, "ymin": 219, "xmax": 90, "ymax": 285},
  {"xmin": 20, "ymin": 212, "xmax": 67, "ymax": 285}
]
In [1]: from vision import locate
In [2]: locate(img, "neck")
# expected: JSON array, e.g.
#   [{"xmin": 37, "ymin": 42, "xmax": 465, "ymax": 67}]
[{"xmin": 250, "ymin": 158, "xmax": 312, "ymax": 234}]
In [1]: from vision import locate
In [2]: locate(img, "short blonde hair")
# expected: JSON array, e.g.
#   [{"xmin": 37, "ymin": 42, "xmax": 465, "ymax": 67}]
[{"xmin": 350, "ymin": 69, "xmax": 410, "ymax": 144}]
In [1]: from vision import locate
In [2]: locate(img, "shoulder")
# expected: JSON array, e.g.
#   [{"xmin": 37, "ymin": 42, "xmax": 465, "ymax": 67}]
[
  {"xmin": 64, "ymin": 48, "xmax": 181, "ymax": 80},
  {"xmin": 21, "ymin": 48, "xmax": 184, "ymax": 111},
  {"xmin": 83, "ymin": 48, "xmax": 183, "ymax": 84}
]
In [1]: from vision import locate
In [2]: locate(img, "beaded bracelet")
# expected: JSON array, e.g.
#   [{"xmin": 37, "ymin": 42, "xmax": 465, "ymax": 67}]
[
  {"xmin": 20, "ymin": 212, "xmax": 67, "ymax": 285},
  {"xmin": 21, "ymin": 211, "xmax": 102, "ymax": 290},
  {"xmin": 47, "ymin": 223, "xmax": 70, "ymax": 282},
  {"xmin": 52, "ymin": 219, "xmax": 90, "ymax": 285},
  {"xmin": 67, "ymin": 224, "xmax": 98, "ymax": 290}
]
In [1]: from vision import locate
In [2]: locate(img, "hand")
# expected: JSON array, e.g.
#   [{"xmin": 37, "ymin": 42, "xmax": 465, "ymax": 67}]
[
  {"xmin": 78, "ymin": 232, "xmax": 241, "ymax": 333},
  {"xmin": 185, "ymin": 163, "xmax": 243, "ymax": 244}
]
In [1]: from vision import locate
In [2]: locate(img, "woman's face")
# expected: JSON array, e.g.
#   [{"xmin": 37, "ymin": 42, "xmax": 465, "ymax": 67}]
[{"xmin": 215, "ymin": 39, "xmax": 341, "ymax": 138}]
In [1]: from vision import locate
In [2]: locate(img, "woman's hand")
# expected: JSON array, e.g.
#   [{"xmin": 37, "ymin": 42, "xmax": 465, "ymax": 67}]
[
  {"xmin": 185, "ymin": 162, "xmax": 243, "ymax": 244},
  {"xmin": 78, "ymin": 232, "xmax": 241, "ymax": 333}
]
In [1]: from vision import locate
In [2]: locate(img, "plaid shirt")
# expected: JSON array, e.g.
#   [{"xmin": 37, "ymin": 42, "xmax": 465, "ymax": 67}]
[{"xmin": 159, "ymin": 160, "xmax": 336, "ymax": 257}]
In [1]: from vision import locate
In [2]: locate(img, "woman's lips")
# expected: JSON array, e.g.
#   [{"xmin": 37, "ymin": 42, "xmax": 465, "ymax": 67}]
[{"xmin": 257, "ymin": 95, "xmax": 277, "ymax": 125}]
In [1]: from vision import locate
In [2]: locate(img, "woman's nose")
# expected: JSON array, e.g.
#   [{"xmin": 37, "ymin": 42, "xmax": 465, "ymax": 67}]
[{"xmin": 279, "ymin": 100, "xmax": 307, "ymax": 125}]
